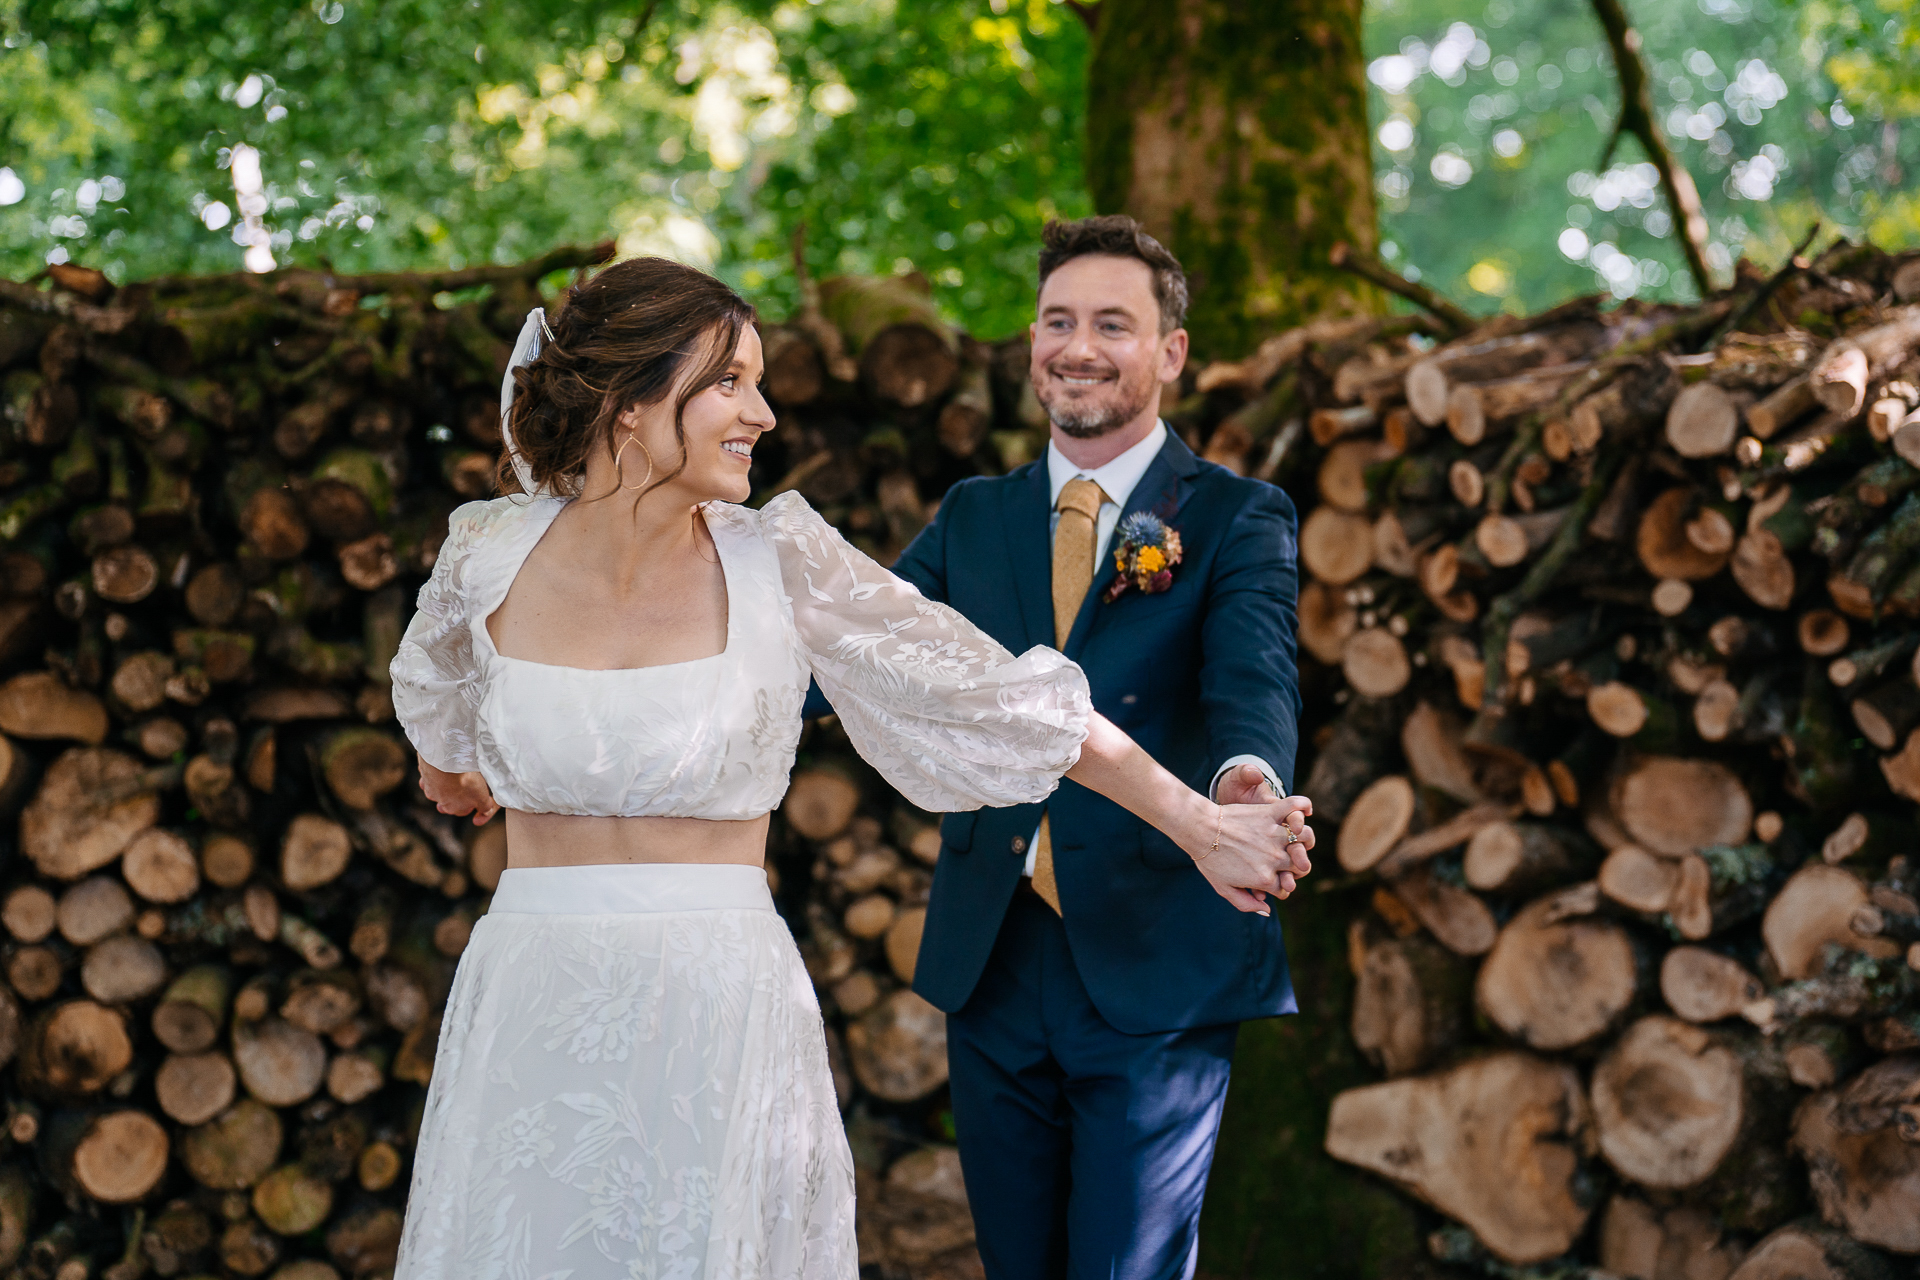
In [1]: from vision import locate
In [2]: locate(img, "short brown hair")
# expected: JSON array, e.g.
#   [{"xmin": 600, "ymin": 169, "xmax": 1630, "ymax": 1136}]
[
  {"xmin": 1037, "ymin": 215, "xmax": 1188, "ymax": 333},
  {"xmin": 503, "ymin": 257, "xmax": 755, "ymax": 499}
]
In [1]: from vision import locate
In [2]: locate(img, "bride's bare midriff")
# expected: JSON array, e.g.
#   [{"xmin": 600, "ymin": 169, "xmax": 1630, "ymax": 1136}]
[{"xmin": 504, "ymin": 809, "xmax": 771, "ymax": 869}]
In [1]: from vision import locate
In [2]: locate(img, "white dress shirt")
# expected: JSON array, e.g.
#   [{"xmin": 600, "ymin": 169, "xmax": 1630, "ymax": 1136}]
[{"xmin": 1026, "ymin": 422, "xmax": 1285, "ymax": 876}]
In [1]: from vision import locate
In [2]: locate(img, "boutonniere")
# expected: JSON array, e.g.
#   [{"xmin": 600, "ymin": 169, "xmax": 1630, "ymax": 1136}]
[{"xmin": 1103, "ymin": 512, "xmax": 1183, "ymax": 602}]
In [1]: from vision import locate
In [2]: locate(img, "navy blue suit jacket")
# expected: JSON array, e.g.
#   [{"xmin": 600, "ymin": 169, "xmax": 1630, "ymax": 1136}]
[{"xmin": 812, "ymin": 431, "xmax": 1302, "ymax": 1035}]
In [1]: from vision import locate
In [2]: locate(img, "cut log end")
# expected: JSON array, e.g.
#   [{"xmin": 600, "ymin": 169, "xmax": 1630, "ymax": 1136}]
[
  {"xmin": 1660, "ymin": 946, "xmax": 1764, "ymax": 1023},
  {"xmin": 1791, "ymin": 1086, "xmax": 1920, "ymax": 1254},
  {"xmin": 156, "ymin": 1051, "xmax": 238, "ymax": 1125},
  {"xmin": 784, "ymin": 769, "xmax": 861, "ymax": 841},
  {"xmin": 71, "ymin": 1110, "xmax": 169, "ymax": 1204},
  {"xmin": 1764, "ymin": 864, "xmax": 1900, "ymax": 981},
  {"xmin": 1587, "ymin": 682, "xmax": 1651, "ymax": 737},
  {"xmin": 1300, "ymin": 507, "xmax": 1375, "ymax": 586},
  {"xmin": 1341, "ymin": 628, "xmax": 1410, "ymax": 699},
  {"xmin": 1612, "ymin": 756, "xmax": 1753, "ymax": 856},
  {"xmin": 1797, "ymin": 609, "xmax": 1851, "ymax": 656},
  {"xmin": 1666, "ymin": 382, "xmax": 1740, "ymax": 458},
  {"xmin": 1477, "ymin": 891, "xmax": 1637, "ymax": 1050},
  {"xmin": 1338, "ymin": 775, "xmax": 1417, "ymax": 874},
  {"xmin": 1325, "ymin": 1052, "xmax": 1593, "ymax": 1265},
  {"xmin": 1592, "ymin": 1015, "xmax": 1743, "ymax": 1189}
]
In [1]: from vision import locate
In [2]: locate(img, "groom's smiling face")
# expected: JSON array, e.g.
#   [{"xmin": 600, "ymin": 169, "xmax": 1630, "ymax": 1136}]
[{"xmin": 1030, "ymin": 255, "xmax": 1187, "ymax": 441}]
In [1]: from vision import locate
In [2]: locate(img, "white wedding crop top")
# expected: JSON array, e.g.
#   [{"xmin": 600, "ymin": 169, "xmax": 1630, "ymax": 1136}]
[{"xmin": 390, "ymin": 490, "xmax": 1092, "ymax": 819}]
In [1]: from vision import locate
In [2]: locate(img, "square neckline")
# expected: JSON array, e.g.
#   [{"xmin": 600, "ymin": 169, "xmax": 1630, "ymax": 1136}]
[{"xmin": 476, "ymin": 498, "xmax": 740, "ymax": 674}]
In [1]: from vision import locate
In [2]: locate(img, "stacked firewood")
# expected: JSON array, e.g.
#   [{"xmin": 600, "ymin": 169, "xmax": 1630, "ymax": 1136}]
[
  {"xmin": 0, "ymin": 250, "xmax": 1016, "ymax": 1280},
  {"xmin": 1243, "ymin": 244, "xmax": 1920, "ymax": 1279},
  {"xmin": 1, "ymin": 233, "xmax": 1917, "ymax": 1280}
]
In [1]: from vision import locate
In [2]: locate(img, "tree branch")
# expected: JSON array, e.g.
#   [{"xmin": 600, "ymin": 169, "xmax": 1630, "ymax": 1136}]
[
  {"xmin": 1478, "ymin": 445, "xmax": 1629, "ymax": 724},
  {"xmin": 1064, "ymin": 0, "xmax": 1099, "ymax": 33},
  {"xmin": 326, "ymin": 240, "xmax": 619, "ymax": 293},
  {"xmin": 1589, "ymin": 0, "xmax": 1715, "ymax": 299},
  {"xmin": 1481, "ymin": 299, "xmax": 1731, "ymax": 513},
  {"xmin": 1706, "ymin": 221, "xmax": 1821, "ymax": 348},
  {"xmin": 132, "ymin": 241, "xmax": 617, "ymax": 299},
  {"xmin": 1328, "ymin": 242, "xmax": 1475, "ymax": 335}
]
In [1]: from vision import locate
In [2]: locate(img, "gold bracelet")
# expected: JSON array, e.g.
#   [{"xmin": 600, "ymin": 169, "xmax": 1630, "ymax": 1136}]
[{"xmin": 1200, "ymin": 806, "xmax": 1223, "ymax": 861}]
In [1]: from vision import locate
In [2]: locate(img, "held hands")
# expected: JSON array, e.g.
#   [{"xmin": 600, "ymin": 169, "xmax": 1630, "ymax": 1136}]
[
  {"xmin": 1199, "ymin": 762, "xmax": 1315, "ymax": 915},
  {"xmin": 417, "ymin": 759, "xmax": 501, "ymax": 826}
]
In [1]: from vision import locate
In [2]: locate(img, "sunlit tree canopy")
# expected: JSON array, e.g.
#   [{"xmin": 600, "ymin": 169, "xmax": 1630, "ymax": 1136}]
[{"xmin": 1, "ymin": 0, "xmax": 1914, "ymax": 336}]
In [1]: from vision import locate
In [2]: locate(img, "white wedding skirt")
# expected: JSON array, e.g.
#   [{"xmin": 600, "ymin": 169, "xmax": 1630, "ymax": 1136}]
[{"xmin": 394, "ymin": 863, "xmax": 857, "ymax": 1280}]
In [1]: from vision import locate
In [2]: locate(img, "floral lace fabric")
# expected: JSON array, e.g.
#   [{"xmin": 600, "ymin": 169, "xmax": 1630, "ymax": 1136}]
[
  {"xmin": 394, "ymin": 887, "xmax": 855, "ymax": 1280},
  {"xmin": 387, "ymin": 491, "xmax": 1091, "ymax": 1278},
  {"xmin": 390, "ymin": 489, "xmax": 1091, "ymax": 817}
]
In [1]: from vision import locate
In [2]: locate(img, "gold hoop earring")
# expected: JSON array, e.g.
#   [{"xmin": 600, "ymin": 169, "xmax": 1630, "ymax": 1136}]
[{"xmin": 614, "ymin": 432, "xmax": 654, "ymax": 492}]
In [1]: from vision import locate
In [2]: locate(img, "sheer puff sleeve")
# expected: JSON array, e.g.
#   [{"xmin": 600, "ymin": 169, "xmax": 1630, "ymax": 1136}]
[
  {"xmin": 758, "ymin": 490, "xmax": 1090, "ymax": 812},
  {"xmin": 390, "ymin": 498, "xmax": 502, "ymax": 773}
]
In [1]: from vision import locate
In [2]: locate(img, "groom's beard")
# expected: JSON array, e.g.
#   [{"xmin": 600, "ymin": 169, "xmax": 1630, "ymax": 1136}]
[{"xmin": 1036, "ymin": 359, "xmax": 1159, "ymax": 439}]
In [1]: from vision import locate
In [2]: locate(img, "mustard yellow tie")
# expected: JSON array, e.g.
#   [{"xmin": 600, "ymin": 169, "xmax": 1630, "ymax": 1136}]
[{"xmin": 1032, "ymin": 477, "xmax": 1107, "ymax": 914}]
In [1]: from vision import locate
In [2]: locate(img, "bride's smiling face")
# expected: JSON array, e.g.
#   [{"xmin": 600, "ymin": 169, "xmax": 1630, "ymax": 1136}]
[{"xmin": 616, "ymin": 324, "xmax": 775, "ymax": 506}]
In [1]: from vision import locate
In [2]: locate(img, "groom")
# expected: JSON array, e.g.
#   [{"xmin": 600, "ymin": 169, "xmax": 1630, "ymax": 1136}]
[{"xmin": 884, "ymin": 216, "xmax": 1307, "ymax": 1277}]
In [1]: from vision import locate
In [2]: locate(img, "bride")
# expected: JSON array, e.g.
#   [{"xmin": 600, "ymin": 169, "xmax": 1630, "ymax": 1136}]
[{"xmin": 388, "ymin": 256, "xmax": 1304, "ymax": 1278}]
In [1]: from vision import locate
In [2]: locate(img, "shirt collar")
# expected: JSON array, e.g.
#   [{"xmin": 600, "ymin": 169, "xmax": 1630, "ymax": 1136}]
[{"xmin": 1046, "ymin": 420, "xmax": 1169, "ymax": 511}]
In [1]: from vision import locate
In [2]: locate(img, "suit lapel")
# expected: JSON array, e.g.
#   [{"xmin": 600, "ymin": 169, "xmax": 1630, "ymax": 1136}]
[
  {"xmin": 1001, "ymin": 460, "xmax": 1054, "ymax": 652},
  {"xmin": 1063, "ymin": 432, "xmax": 1203, "ymax": 659}
]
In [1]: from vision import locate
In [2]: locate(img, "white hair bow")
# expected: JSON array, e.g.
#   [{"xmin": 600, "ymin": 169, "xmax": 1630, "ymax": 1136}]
[{"xmin": 500, "ymin": 306, "xmax": 558, "ymax": 497}]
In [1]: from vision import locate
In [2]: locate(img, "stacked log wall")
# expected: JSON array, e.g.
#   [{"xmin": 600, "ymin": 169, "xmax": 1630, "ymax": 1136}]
[
  {"xmin": 1278, "ymin": 243, "xmax": 1920, "ymax": 1279},
  {"xmin": 0, "ymin": 240, "xmax": 1915, "ymax": 1279},
  {"xmin": 0, "ymin": 252, "xmax": 1018, "ymax": 1280}
]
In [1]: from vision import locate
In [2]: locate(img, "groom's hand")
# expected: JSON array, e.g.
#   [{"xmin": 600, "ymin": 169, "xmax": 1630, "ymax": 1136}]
[{"xmin": 1216, "ymin": 764, "xmax": 1314, "ymax": 896}]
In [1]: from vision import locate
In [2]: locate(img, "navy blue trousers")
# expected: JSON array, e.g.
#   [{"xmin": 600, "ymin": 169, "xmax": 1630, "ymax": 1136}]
[{"xmin": 946, "ymin": 889, "xmax": 1240, "ymax": 1280}]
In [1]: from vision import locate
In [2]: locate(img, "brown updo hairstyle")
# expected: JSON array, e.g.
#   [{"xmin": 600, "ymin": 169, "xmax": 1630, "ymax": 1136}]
[{"xmin": 502, "ymin": 257, "xmax": 755, "ymax": 499}]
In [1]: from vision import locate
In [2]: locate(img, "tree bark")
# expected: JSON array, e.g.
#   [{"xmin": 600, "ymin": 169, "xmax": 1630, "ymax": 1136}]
[
  {"xmin": 1085, "ymin": 0, "xmax": 1379, "ymax": 355},
  {"xmin": 1348, "ymin": 925, "xmax": 1471, "ymax": 1076},
  {"xmin": 1791, "ymin": 1086, "xmax": 1920, "ymax": 1254}
]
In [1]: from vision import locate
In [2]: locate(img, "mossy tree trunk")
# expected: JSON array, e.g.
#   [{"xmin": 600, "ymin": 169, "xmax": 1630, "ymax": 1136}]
[
  {"xmin": 1197, "ymin": 880, "xmax": 1449, "ymax": 1278},
  {"xmin": 1085, "ymin": 0, "xmax": 1381, "ymax": 357}
]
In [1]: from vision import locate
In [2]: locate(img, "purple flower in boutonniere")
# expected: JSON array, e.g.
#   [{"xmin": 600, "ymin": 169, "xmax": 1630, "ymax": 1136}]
[{"xmin": 1103, "ymin": 511, "xmax": 1184, "ymax": 602}]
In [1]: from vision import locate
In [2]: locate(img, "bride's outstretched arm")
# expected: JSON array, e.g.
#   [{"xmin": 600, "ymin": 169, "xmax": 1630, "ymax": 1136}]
[{"xmin": 1066, "ymin": 713, "xmax": 1313, "ymax": 916}]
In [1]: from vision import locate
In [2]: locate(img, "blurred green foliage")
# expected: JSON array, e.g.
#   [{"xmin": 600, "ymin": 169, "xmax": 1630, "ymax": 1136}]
[
  {"xmin": 0, "ymin": 0, "xmax": 1088, "ymax": 336},
  {"xmin": 1367, "ymin": 0, "xmax": 1920, "ymax": 315},
  {"xmin": 0, "ymin": 0, "xmax": 1914, "ymax": 339}
]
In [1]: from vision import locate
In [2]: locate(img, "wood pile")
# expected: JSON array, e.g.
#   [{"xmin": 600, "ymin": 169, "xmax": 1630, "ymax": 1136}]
[
  {"xmin": 1, "ymin": 233, "xmax": 1917, "ymax": 1280},
  {"xmin": 0, "ymin": 249, "xmax": 1013, "ymax": 1280},
  {"xmin": 1225, "ymin": 241, "xmax": 1920, "ymax": 1278}
]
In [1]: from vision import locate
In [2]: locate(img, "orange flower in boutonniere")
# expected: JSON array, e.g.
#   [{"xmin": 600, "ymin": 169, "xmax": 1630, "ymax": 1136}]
[{"xmin": 1104, "ymin": 512, "xmax": 1183, "ymax": 602}]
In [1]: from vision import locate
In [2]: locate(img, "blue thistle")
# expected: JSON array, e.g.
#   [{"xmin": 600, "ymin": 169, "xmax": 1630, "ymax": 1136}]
[{"xmin": 1117, "ymin": 512, "xmax": 1167, "ymax": 546}]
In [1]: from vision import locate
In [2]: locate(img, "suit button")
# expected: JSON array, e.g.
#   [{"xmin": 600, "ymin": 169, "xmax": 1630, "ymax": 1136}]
[
  {"xmin": 1121, "ymin": 694, "xmax": 1138, "ymax": 705},
  {"xmin": 1011, "ymin": 837, "xmax": 1027, "ymax": 855}
]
